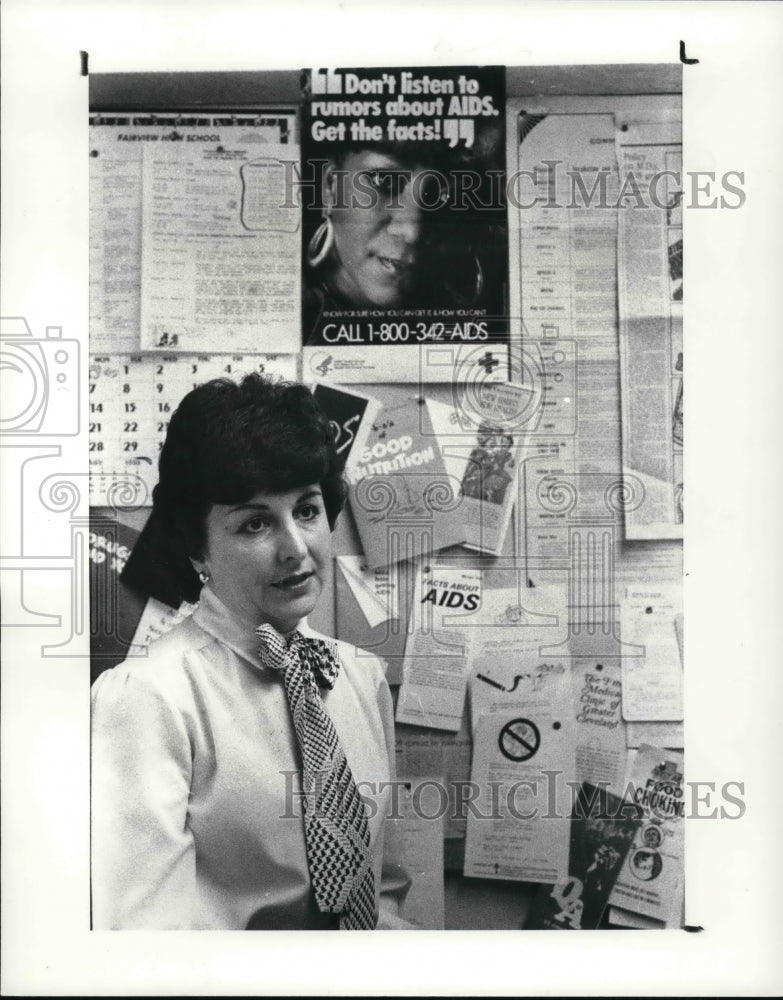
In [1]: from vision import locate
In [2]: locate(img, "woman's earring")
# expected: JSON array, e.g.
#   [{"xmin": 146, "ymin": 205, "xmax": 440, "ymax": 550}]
[
  {"xmin": 307, "ymin": 213, "xmax": 334, "ymax": 268},
  {"xmin": 198, "ymin": 569, "xmax": 211, "ymax": 585}
]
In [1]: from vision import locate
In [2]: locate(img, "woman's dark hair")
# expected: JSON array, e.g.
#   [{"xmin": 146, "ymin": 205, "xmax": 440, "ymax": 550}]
[{"xmin": 122, "ymin": 375, "xmax": 346, "ymax": 605}]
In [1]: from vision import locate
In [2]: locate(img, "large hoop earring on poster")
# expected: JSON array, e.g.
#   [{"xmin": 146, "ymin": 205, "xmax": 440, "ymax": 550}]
[
  {"xmin": 443, "ymin": 253, "xmax": 485, "ymax": 306},
  {"xmin": 307, "ymin": 214, "xmax": 334, "ymax": 268},
  {"xmin": 473, "ymin": 255, "xmax": 484, "ymax": 299}
]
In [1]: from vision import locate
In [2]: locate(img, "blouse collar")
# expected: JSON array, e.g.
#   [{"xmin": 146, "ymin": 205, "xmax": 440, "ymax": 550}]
[{"xmin": 192, "ymin": 585, "xmax": 317, "ymax": 673}]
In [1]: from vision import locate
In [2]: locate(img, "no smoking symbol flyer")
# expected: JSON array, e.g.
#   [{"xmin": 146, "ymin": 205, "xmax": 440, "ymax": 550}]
[
  {"xmin": 498, "ymin": 718, "xmax": 541, "ymax": 761},
  {"xmin": 464, "ymin": 707, "xmax": 573, "ymax": 883}
]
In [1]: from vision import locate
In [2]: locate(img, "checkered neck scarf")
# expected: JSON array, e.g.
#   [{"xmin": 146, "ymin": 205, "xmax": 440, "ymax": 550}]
[{"xmin": 256, "ymin": 623, "xmax": 377, "ymax": 930}]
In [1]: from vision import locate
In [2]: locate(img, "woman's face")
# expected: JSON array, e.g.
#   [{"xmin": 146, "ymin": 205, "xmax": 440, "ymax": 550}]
[
  {"xmin": 326, "ymin": 150, "xmax": 432, "ymax": 308},
  {"xmin": 195, "ymin": 484, "xmax": 331, "ymax": 634},
  {"xmin": 633, "ymin": 853, "xmax": 655, "ymax": 880}
]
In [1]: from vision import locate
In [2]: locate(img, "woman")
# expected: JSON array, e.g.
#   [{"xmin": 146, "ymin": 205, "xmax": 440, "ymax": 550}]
[
  {"xmin": 631, "ymin": 849, "xmax": 662, "ymax": 883},
  {"xmin": 91, "ymin": 375, "xmax": 411, "ymax": 929},
  {"xmin": 303, "ymin": 140, "xmax": 505, "ymax": 332}
]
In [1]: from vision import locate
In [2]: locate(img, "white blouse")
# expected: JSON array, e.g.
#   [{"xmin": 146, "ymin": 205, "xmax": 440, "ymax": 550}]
[{"xmin": 91, "ymin": 586, "xmax": 411, "ymax": 929}]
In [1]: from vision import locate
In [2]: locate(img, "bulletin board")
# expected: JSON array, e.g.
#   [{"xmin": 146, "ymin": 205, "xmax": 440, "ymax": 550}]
[{"xmin": 89, "ymin": 64, "xmax": 684, "ymax": 931}]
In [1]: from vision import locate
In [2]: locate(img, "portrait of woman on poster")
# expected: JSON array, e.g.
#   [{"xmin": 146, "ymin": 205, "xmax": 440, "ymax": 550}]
[
  {"xmin": 302, "ymin": 136, "xmax": 506, "ymax": 335},
  {"xmin": 91, "ymin": 375, "xmax": 411, "ymax": 929},
  {"xmin": 631, "ymin": 849, "xmax": 663, "ymax": 883}
]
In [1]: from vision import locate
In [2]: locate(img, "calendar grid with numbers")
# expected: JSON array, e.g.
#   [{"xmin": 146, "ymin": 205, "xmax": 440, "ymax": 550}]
[{"xmin": 89, "ymin": 353, "xmax": 299, "ymax": 506}]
